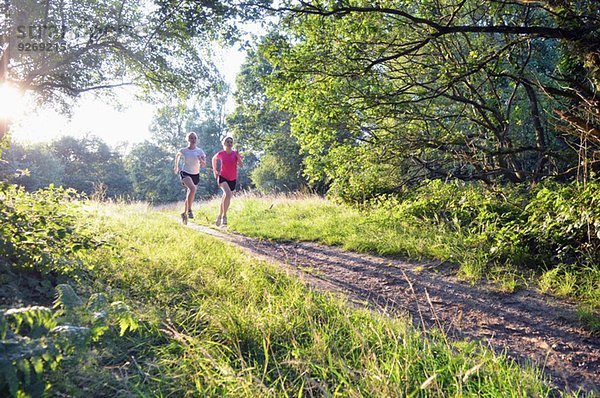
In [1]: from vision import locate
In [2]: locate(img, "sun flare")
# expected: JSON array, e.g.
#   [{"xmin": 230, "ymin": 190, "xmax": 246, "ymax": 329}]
[{"xmin": 0, "ymin": 82, "xmax": 25, "ymax": 121}]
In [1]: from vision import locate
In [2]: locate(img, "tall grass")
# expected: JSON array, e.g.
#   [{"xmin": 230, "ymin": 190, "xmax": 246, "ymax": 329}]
[
  {"xmin": 69, "ymin": 202, "xmax": 563, "ymax": 397},
  {"xmin": 189, "ymin": 193, "xmax": 461, "ymax": 259},
  {"xmin": 188, "ymin": 188, "xmax": 599, "ymax": 319}
]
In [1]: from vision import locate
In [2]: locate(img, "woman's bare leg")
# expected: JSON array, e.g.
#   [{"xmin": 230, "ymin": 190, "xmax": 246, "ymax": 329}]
[
  {"xmin": 182, "ymin": 177, "xmax": 197, "ymax": 213},
  {"xmin": 218, "ymin": 182, "xmax": 233, "ymax": 218}
]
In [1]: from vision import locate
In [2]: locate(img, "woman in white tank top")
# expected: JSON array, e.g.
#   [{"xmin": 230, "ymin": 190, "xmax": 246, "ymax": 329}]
[{"xmin": 173, "ymin": 132, "xmax": 206, "ymax": 224}]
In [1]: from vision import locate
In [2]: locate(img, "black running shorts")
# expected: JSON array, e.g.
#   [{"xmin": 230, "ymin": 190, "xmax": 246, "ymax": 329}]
[
  {"xmin": 180, "ymin": 171, "xmax": 200, "ymax": 186},
  {"xmin": 218, "ymin": 176, "xmax": 236, "ymax": 191}
]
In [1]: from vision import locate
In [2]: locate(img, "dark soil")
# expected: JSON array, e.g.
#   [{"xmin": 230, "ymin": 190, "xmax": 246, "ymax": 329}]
[{"xmin": 187, "ymin": 223, "xmax": 600, "ymax": 395}]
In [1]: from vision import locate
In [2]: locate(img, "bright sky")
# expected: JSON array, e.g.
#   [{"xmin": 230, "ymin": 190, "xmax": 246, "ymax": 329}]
[
  {"xmin": 7, "ymin": 44, "xmax": 247, "ymax": 150},
  {"xmin": 9, "ymin": 89, "xmax": 155, "ymax": 150}
]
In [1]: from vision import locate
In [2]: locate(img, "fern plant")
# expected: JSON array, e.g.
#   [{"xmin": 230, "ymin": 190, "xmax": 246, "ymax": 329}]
[{"xmin": 0, "ymin": 284, "xmax": 139, "ymax": 397}]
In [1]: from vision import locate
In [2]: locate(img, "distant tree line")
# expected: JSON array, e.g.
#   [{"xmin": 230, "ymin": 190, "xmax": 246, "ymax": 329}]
[
  {"xmin": 0, "ymin": 101, "xmax": 261, "ymax": 202},
  {"xmin": 0, "ymin": 74, "xmax": 308, "ymax": 201}
]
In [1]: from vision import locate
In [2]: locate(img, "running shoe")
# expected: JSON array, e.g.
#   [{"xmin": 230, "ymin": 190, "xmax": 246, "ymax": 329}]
[
  {"xmin": 215, "ymin": 215, "xmax": 221, "ymax": 226},
  {"xmin": 187, "ymin": 210, "xmax": 194, "ymax": 219},
  {"xmin": 221, "ymin": 216, "xmax": 227, "ymax": 226},
  {"xmin": 181, "ymin": 212, "xmax": 188, "ymax": 225}
]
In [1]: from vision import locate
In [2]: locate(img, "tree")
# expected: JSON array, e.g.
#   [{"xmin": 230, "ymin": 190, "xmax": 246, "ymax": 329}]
[
  {"xmin": 149, "ymin": 104, "xmax": 190, "ymax": 152},
  {"xmin": 0, "ymin": 0, "xmax": 256, "ymax": 143},
  {"xmin": 0, "ymin": 141, "xmax": 64, "ymax": 190},
  {"xmin": 261, "ymin": 0, "xmax": 599, "ymax": 199},
  {"xmin": 0, "ymin": 136, "xmax": 131, "ymax": 197},
  {"xmin": 125, "ymin": 140, "xmax": 179, "ymax": 202},
  {"xmin": 49, "ymin": 135, "xmax": 131, "ymax": 197},
  {"xmin": 228, "ymin": 39, "xmax": 308, "ymax": 193}
]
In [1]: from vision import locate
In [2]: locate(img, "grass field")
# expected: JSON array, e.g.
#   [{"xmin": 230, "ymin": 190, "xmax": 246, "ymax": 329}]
[
  {"xmin": 183, "ymin": 193, "xmax": 599, "ymax": 334},
  {"xmin": 185, "ymin": 194, "xmax": 464, "ymax": 259},
  {"xmin": 62, "ymin": 202, "xmax": 563, "ymax": 397}
]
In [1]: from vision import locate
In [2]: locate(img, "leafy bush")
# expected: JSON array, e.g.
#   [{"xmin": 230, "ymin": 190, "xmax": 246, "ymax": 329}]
[
  {"xmin": 364, "ymin": 180, "xmax": 599, "ymax": 306},
  {"xmin": 481, "ymin": 182, "xmax": 599, "ymax": 271},
  {"xmin": 523, "ymin": 182, "xmax": 599, "ymax": 264},
  {"xmin": 326, "ymin": 145, "xmax": 404, "ymax": 203},
  {"xmin": 388, "ymin": 180, "xmax": 522, "ymax": 229},
  {"xmin": 0, "ymin": 184, "xmax": 139, "ymax": 396},
  {"xmin": 251, "ymin": 153, "xmax": 304, "ymax": 194},
  {"xmin": 0, "ymin": 183, "xmax": 103, "ymax": 276},
  {"xmin": 368, "ymin": 179, "xmax": 599, "ymax": 268}
]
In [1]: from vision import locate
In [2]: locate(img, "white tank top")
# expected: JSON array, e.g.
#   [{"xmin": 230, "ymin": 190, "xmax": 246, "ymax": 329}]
[{"xmin": 179, "ymin": 147, "xmax": 205, "ymax": 174}]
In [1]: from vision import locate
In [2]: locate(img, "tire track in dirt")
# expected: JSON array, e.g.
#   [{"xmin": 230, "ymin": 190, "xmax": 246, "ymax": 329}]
[{"xmin": 186, "ymin": 223, "xmax": 599, "ymax": 394}]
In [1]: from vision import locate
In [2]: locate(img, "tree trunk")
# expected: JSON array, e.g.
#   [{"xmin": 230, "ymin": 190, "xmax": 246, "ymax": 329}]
[{"xmin": 524, "ymin": 82, "xmax": 548, "ymax": 179}]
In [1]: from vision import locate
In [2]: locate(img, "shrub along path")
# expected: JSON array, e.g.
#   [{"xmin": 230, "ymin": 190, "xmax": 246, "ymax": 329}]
[{"xmin": 184, "ymin": 222, "xmax": 599, "ymax": 394}]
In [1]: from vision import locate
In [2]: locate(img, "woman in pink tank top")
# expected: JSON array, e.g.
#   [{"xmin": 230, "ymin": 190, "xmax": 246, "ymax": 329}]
[{"xmin": 211, "ymin": 136, "xmax": 243, "ymax": 226}]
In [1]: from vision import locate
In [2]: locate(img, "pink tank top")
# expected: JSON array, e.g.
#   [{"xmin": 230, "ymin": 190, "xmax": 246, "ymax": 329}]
[{"xmin": 216, "ymin": 150, "xmax": 239, "ymax": 180}]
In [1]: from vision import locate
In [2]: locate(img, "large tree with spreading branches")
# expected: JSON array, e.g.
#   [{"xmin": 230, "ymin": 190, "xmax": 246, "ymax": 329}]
[
  {"xmin": 0, "ymin": 0, "xmax": 269, "ymax": 142},
  {"xmin": 256, "ymin": 0, "xmax": 599, "ymax": 199}
]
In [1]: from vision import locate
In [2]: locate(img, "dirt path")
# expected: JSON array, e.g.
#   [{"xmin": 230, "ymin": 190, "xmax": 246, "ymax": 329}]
[{"xmin": 186, "ymin": 223, "xmax": 599, "ymax": 394}]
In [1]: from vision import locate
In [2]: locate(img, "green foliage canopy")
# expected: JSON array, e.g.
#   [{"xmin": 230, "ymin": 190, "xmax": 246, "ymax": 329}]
[
  {"xmin": 259, "ymin": 0, "xmax": 600, "ymax": 200},
  {"xmin": 228, "ymin": 40, "xmax": 308, "ymax": 193},
  {"xmin": 0, "ymin": 0, "xmax": 270, "ymax": 142}
]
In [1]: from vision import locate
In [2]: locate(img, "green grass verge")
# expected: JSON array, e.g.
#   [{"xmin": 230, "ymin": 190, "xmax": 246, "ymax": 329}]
[
  {"xmin": 189, "ymin": 194, "xmax": 465, "ymax": 259},
  {"xmin": 56, "ymin": 201, "xmax": 569, "ymax": 397},
  {"xmin": 187, "ymin": 193, "xmax": 598, "ymax": 325}
]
